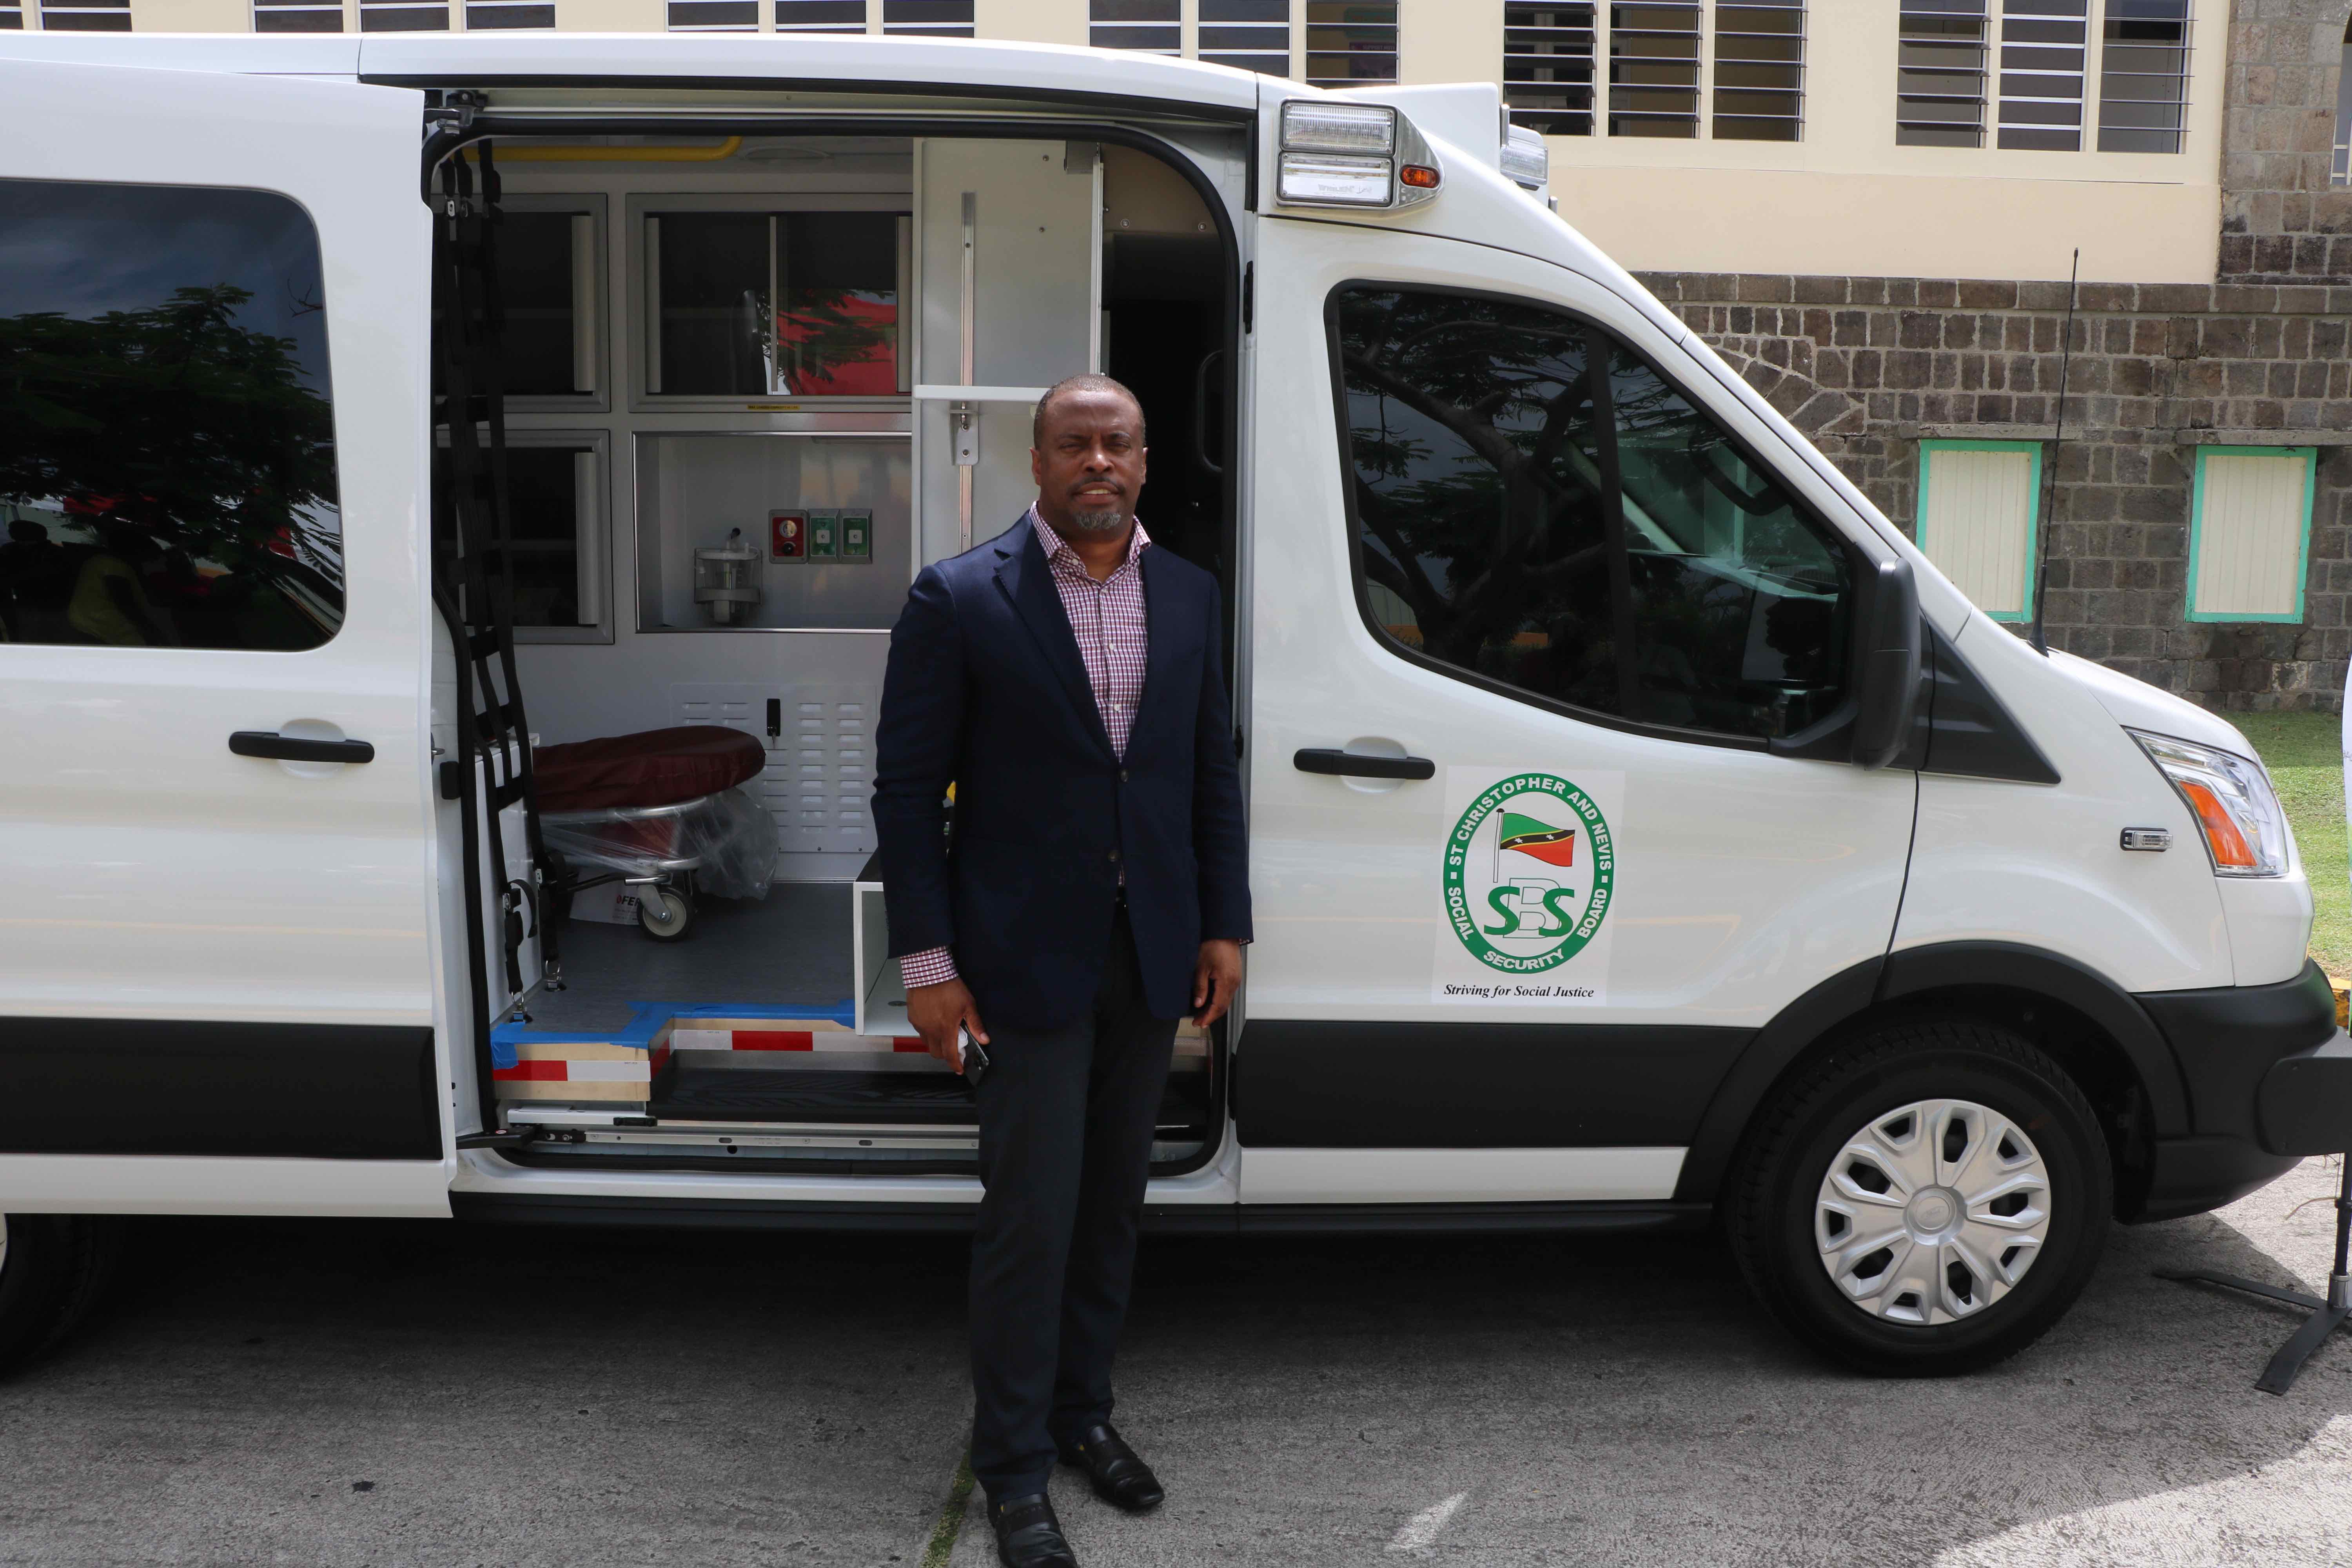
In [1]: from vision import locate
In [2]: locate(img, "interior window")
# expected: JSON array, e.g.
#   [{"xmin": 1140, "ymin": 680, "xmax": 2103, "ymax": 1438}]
[
  {"xmin": 1334, "ymin": 284, "xmax": 1850, "ymax": 740},
  {"xmin": 431, "ymin": 439, "xmax": 603, "ymax": 636},
  {"xmin": 497, "ymin": 210, "xmax": 592, "ymax": 397},
  {"xmin": 0, "ymin": 179, "xmax": 343, "ymax": 651},
  {"xmin": 648, "ymin": 211, "xmax": 904, "ymax": 397}
]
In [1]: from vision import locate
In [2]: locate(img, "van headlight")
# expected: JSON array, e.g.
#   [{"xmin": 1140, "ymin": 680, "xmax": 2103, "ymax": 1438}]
[{"xmin": 2130, "ymin": 730, "xmax": 2292, "ymax": 877}]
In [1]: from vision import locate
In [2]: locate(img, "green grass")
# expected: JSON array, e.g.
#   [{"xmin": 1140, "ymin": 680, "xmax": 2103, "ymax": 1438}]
[{"xmin": 2235, "ymin": 712, "xmax": 2349, "ymax": 978}]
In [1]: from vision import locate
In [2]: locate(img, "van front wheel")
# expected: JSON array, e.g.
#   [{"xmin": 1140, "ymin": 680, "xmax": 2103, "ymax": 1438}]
[
  {"xmin": 0, "ymin": 1215, "xmax": 115, "ymax": 1378},
  {"xmin": 1728, "ymin": 1021, "xmax": 2111, "ymax": 1375}
]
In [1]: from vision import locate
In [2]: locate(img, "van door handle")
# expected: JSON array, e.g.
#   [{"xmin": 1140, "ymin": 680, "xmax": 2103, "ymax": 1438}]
[
  {"xmin": 1292, "ymin": 748, "xmax": 1434, "ymax": 780},
  {"xmin": 229, "ymin": 730, "xmax": 376, "ymax": 764}
]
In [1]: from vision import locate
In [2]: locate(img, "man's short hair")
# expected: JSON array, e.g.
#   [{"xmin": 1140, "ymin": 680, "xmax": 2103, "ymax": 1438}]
[{"xmin": 1032, "ymin": 373, "xmax": 1147, "ymax": 448}]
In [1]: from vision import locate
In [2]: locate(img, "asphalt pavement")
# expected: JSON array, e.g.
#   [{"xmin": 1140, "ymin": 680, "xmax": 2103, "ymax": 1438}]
[{"xmin": 4, "ymin": 1160, "xmax": 2352, "ymax": 1567}]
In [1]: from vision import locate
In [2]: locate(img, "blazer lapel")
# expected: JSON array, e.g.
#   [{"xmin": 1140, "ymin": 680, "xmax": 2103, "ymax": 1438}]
[{"xmin": 995, "ymin": 520, "xmax": 1116, "ymax": 759}]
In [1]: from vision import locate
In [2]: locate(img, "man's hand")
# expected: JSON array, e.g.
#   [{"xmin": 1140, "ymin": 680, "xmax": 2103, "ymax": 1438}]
[
  {"xmin": 1192, "ymin": 939, "xmax": 1243, "ymax": 1027},
  {"xmin": 908, "ymin": 977, "xmax": 988, "ymax": 1073}
]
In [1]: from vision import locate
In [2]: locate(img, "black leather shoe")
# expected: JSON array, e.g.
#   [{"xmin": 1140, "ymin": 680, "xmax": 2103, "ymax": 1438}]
[
  {"xmin": 989, "ymin": 1492, "xmax": 1078, "ymax": 1568},
  {"xmin": 1058, "ymin": 1423, "xmax": 1165, "ymax": 1512}
]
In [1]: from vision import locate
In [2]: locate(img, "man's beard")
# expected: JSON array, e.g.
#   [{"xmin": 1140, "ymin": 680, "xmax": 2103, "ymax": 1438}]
[{"xmin": 1065, "ymin": 506, "xmax": 1128, "ymax": 533}]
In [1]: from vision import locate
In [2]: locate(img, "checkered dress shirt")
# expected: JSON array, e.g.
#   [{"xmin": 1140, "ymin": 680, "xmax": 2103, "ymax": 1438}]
[{"xmin": 900, "ymin": 508, "xmax": 1152, "ymax": 990}]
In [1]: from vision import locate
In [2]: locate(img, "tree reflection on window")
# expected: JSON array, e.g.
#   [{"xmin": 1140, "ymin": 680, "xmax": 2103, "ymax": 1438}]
[
  {"xmin": 1337, "ymin": 285, "xmax": 1849, "ymax": 741},
  {"xmin": 0, "ymin": 181, "xmax": 342, "ymax": 651}
]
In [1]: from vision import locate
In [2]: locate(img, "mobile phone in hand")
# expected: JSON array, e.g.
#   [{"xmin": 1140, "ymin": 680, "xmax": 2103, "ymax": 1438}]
[{"xmin": 959, "ymin": 1026, "xmax": 991, "ymax": 1088}]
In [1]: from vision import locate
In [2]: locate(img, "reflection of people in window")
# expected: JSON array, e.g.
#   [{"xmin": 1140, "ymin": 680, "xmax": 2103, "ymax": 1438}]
[
  {"xmin": 0, "ymin": 520, "xmax": 74, "ymax": 642},
  {"xmin": 67, "ymin": 519, "xmax": 171, "ymax": 647}
]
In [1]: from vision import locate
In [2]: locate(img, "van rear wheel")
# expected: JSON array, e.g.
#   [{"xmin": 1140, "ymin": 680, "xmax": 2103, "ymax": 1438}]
[
  {"xmin": 0, "ymin": 1215, "xmax": 115, "ymax": 1378},
  {"xmin": 1728, "ymin": 1020, "xmax": 2111, "ymax": 1375}
]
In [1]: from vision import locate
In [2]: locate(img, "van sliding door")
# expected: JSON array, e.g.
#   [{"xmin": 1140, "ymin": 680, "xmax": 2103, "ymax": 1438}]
[
  {"xmin": 0, "ymin": 60, "xmax": 450, "ymax": 1216},
  {"xmin": 911, "ymin": 139, "xmax": 1101, "ymax": 560}
]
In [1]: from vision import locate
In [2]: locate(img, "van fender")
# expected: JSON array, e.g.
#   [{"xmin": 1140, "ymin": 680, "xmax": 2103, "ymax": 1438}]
[{"xmin": 1671, "ymin": 942, "xmax": 2190, "ymax": 1206}]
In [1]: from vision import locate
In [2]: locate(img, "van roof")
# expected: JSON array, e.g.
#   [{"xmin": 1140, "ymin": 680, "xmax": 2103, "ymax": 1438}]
[{"xmin": 0, "ymin": 32, "xmax": 1267, "ymax": 120}]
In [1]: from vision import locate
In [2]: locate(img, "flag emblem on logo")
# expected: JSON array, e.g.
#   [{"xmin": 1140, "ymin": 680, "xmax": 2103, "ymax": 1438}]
[{"xmin": 1499, "ymin": 813, "xmax": 1576, "ymax": 868}]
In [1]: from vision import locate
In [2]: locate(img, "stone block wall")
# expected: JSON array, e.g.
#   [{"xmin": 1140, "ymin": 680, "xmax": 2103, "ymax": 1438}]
[
  {"xmin": 1634, "ymin": 269, "xmax": 2352, "ymax": 710},
  {"xmin": 2222, "ymin": 0, "xmax": 2352, "ymax": 282}
]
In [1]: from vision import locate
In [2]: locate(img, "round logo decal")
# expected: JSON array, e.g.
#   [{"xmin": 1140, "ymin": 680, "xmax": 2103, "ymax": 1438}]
[{"xmin": 1441, "ymin": 772, "xmax": 1615, "ymax": 974}]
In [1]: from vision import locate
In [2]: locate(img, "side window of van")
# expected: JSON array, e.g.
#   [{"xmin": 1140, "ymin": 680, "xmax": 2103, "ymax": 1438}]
[
  {"xmin": 1333, "ymin": 285, "xmax": 1851, "ymax": 742},
  {"xmin": 0, "ymin": 180, "xmax": 343, "ymax": 652}
]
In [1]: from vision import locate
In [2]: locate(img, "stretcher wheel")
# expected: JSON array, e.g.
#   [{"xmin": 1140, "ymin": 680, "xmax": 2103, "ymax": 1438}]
[{"xmin": 637, "ymin": 885, "xmax": 693, "ymax": 942}]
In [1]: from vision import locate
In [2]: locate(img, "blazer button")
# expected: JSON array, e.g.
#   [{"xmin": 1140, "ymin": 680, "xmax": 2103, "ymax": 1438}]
[
  {"xmin": 1107, "ymin": 850, "xmax": 1121, "ymax": 863},
  {"xmin": 1119, "ymin": 769, "xmax": 1129, "ymax": 782}
]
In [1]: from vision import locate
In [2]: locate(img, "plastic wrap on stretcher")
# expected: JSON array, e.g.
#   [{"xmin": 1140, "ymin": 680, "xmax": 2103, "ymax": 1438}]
[{"xmin": 543, "ymin": 786, "xmax": 779, "ymax": 901}]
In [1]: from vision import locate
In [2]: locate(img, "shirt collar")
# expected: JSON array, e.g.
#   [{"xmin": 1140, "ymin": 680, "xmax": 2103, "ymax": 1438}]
[{"xmin": 1027, "ymin": 504, "xmax": 1149, "ymax": 577}]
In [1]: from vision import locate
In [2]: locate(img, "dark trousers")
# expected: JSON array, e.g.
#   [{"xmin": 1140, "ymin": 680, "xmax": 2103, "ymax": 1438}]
[{"xmin": 967, "ymin": 906, "xmax": 1178, "ymax": 1503}]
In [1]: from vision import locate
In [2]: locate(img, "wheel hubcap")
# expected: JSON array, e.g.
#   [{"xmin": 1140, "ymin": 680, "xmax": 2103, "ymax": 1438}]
[{"xmin": 1813, "ymin": 1098, "xmax": 2052, "ymax": 1326}]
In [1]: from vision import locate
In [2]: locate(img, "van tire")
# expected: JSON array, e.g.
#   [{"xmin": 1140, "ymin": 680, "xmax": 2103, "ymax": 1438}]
[
  {"xmin": 1727, "ymin": 1020, "xmax": 2111, "ymax": 1376},
  {"xmin": 0, "ymin": 1215, "xmax": 117, "ymax": 1379}
]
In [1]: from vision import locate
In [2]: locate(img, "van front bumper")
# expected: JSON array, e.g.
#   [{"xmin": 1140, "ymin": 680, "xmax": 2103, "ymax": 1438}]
[{"xmin": 2135, "ymin": 961, "xmax": 2348, "ymax": 1221}]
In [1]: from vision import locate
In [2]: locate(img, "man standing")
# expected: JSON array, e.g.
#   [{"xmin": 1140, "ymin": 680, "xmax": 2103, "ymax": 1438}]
[{"xmin": 874, "ymin": 374, "xmax": 1250, "ymax": 1568}]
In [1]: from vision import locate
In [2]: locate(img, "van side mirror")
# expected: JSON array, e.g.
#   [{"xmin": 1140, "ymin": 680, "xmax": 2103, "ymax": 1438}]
[{"xmin": 1849, "ymin": 553, "xmax": 1922, "ymax": 769}]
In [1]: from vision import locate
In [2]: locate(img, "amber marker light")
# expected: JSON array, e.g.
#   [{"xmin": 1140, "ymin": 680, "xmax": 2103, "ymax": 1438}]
[
  {"xmin": 2177, "ymin": 779, "xmax": 2259, "ymax": 870},
  {"xmin": 1399, "ymin": 165, "xmax": 1441, "ymax": 189}
]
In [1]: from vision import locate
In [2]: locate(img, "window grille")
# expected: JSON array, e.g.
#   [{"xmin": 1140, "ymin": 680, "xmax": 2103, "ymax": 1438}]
[
  {"xmin": 775, "ymin": 0, "xmax": 864, "ymax": 28},
  {"xmin": 2096, "ymin": 0, "xmax": 2189, "ymax": 152},
  {"xmin": 1996, "ymin": 0, "xmax": 2087, "ymax": 151},
  {"xmin": 1713, "ymin": 0, "xmax": 1803, "ymax": 141},
  {"xmin": 254, "ymin": 0, "xmax": 343, "ymax": 29},
  {"xmin": 1200, "ymin": 0, "xmax": 1290, "ymax": 76},
  {"xmin": 1504, "ymin": 4, "xmax": 1598, "ymax": 137},
  {"xmin": 1091, "ymin": 0, "xmax": 1178, "ymax": 54},
  {"xmin": 466, "ymin": 0, "xmax": 553, "ymax": 24},
  {"xmin": 668, "ymin": 0, "xmax": 755, "ymax": 26},
  {"xmin": 359, "ymin": 0, "xmax": 448, "ymax": 26},
  {"xmin": 1898, "ymin": 0, "xmax": 1989, "ymax": 146},
  {"xmin": 882, "ymin": 0, "xmax": 971, "ymax": 35},
  {"xmin": 1609, "ymin": 1, "xmax": 1701, "ymax": 138},
  {"xmin": 37, "ymin": 0, "xmax": 129, "ymax": 28},
  {"xmin": 1305, "ymin": 0, "xmax": 1397, "ymax": 88}
]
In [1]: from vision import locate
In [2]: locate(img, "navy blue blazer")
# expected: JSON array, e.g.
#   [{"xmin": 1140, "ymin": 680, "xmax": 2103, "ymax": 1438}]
[{"xmin": 873, "ymin": 517, "xmax": 1252, "ymax": 1031}]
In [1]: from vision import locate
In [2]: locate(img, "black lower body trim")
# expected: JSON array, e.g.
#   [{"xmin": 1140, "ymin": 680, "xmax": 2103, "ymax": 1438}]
[
  {"xmin": 1234, "ymin": 1200, "xmax": 1708, "ymax": 1235},
  {"xmin": 2132, "ymin": 1134, "xmax": 2301, "ymax": 1223},
  {"xmin": 1237, "ymin": 1020, "xmax": 1749, "ymax": 1148},
  {"xmin": 0, "ymin": 1016, "xmax": 441, "ymax": 1160}
]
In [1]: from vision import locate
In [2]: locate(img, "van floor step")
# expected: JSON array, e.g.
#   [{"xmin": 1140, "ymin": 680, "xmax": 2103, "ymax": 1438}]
[{"xmin": 648, "ymin": 1062, "xmax": 1210, "ymax": 1127}]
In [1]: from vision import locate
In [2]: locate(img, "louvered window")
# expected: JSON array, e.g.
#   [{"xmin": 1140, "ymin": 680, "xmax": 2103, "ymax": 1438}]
[
  {"xmin": 0, "ymin": 0, "xmax": 19, "ymax": 27},
  {"xmin": 776, "ymin": 0, "xmax": 865, "ymax": 28},
  {"xmin": 2097, "ymin": 0, "xmax": 2189, "ymax": 153},
  {"xmin": 1713, "ymin": 0, "xmax": 1803, "ymax": 140},
  {"xmin": 255, "ymin": 0, "xmax": 343, "ymax": 29},
  {"xmin": 1504, "ymin": 5, "xmax": 1598, "ymax": 136},
  {"xmin": 466, "ymin": 0, "xmax": 552, "ymax": 24},
  {"xmin": 1609, "ymin": 2, "xmax": 1702, "ymax": 138},
  {"xmin": 1200, "ymin": 0, "xmax": 1289, "ymax": 76},
  {"xmin": 1091, "ymin": 0, "xmax": 1178, "ymax": 53},
  {"xmin": 38, "ymin": 0, "xmax": 129, "ymax": 27},
  {"xmin": 360, "ymin": 0, "xmax": 447, "ymax": 27},
  {"xmin": 1996, "ymin": 0, "xmax": 2087, "ymax": 150},
  {"xmin": 1898, "ymin": 0, "xmax": 1989, "ymax": 146},
  {"xmin": 1305, "ymin": 0, "xmax": 1397, "ymax": 87},
  {"xmin": 882, "ymin": 0, "xmax": 971, "ymax": 35}
]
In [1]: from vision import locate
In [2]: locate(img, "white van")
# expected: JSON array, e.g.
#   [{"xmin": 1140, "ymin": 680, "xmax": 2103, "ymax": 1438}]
[{"xmin": 1, "ymin": 33, "xmax": 2343, "ymax": 1381}]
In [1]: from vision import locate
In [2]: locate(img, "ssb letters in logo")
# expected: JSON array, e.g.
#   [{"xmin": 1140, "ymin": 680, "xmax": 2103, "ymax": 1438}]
[{"xmin": 1441, "ymin": 772, "xmax": 1615, "ymax": 974}]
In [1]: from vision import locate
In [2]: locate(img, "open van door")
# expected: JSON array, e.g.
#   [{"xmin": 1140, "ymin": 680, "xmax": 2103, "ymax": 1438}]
[
  {"xmin": 0, "ymin": 57, "xmax": 450, "ymax": 1216},
  {"xmin": 1237, "ymin": 93, "xmax": 1920, "ymax": 1209}
]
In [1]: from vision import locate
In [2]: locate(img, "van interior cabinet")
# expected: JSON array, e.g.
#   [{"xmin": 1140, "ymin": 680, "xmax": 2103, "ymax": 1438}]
[{"xmin": 459, "ymin": 129, "xmax": 1232, "ymax": 1177}]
